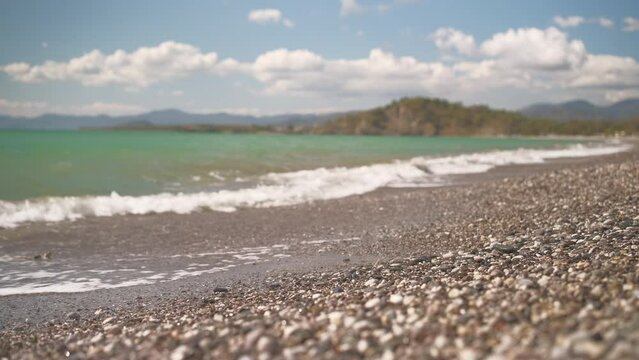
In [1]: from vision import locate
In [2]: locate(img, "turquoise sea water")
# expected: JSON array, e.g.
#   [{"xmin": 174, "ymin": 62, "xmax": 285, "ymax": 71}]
[{"xmin": 0, "ymin": 130, "xmax": 579, "ymax": 201}]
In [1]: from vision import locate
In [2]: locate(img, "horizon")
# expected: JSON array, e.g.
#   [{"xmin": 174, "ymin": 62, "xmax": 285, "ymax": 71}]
[
  {"xmin": 1, "ymin": 1, "xmax": 638, "ymax": 117},
  {"xmin": 2, "ymin": 96, "xmax": 639, "ymax": 120}
]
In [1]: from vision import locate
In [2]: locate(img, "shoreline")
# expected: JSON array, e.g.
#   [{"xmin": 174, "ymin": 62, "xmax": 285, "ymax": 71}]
[
  {"xmin": 0, "ymin": 148, "xmax": 636, "ymax": 322},
  {"xmin": 1, "ymin": 144, "xmax": 637, "ymax": 358},
  {"xmin": 0, "ymin": 139, "xmax": 628, "ymax": 228}
]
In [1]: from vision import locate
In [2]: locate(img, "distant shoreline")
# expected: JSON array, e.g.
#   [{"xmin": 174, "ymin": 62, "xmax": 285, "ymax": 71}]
[{"xmin": 3, "ymin": 97, "xmax": 639, "ymax": 135}]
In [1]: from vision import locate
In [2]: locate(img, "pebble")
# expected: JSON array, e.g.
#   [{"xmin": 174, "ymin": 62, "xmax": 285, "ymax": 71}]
[
  {"xmin": 389, "ymin": 294, "xmax": 403, "ymax": 304},
  {"xmin": 365, "ymin": 298, "xmax": 381, "ymax": 309}
]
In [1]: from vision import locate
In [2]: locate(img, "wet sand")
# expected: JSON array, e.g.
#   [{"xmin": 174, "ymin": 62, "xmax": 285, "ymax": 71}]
[{"xmin": 0, "ymin": 145, "xmax": 638, "ymax": 359}]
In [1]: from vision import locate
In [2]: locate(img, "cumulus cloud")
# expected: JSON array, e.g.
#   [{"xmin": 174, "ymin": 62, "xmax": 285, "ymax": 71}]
[
  {"xmin": 623, "ymin": 17, "xmax": 639, "ymax": 32},
  {"xmin": 252, "ymin": 48, "xmax": 455, "ymax": 97},
  {"xmin": 432, "ymin": 28, "xmax": 477, "ymax": 55},
  {"xmin": 3, "ymin": 26, "xmax": 639, "ymax": 106},
  {"xmin": 1, "ymin": 41, "xmax": 247, "ymax": 88},
  {"xmin": 566, "ymin": 54, "xmax": 639, "ymax": 88},
  {"xmin": 250, "ymin": 26, "xmax": 638, "ymax": 99},
  {"xmin": 248, "ymin": 9, "xmax": 294, "ymax": 28},
  {"xmin": 0, "ymin": 98, "xmax": 146, "ymax": 117},
  {"xmin": 340, "ymin": 0, "xmax": 364, "ymax": 16},
  {"xmin": 553, "ymin": 16, "xmax": 585, "ymax": 28},
  {"xmin": 479, "ymin": 27, "xmax": 587, "ymax": 71}
]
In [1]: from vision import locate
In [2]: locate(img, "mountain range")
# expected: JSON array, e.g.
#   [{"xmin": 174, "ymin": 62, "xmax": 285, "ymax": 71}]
[
  {"xmin": 0, "ymin": 109, "xmax": 339, "ymax": 130},
  {"xmin": 520, "ymin": 99, "xmax": 639, "ymax": 121},
  {"xmin": 1, "ymin": 98, "xmax": 639, "ymax": 131},
  {"xmin": 309, "ymin": 97, "xmax": 638, "ymax": 136}
]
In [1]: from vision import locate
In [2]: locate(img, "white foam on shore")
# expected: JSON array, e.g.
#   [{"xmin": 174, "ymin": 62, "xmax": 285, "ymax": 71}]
[
  {"xmin": 0, "ymin": 265, "xmax": 238, "ymax": 296},
  {"xmin": 0, "ymin": 142, "xmax": 630, "ymax": 228}
]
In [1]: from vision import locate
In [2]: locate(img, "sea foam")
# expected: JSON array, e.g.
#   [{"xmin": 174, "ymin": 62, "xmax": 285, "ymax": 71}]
[{"xmin": 0, "ymin": 142, "xmax": 630, "ymax": 228}]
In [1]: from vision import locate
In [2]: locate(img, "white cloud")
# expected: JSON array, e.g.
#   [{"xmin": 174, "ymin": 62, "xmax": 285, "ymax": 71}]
[
  {"xmin": 4, "ymin": 26, "xmax": 639, "ymax": 108},
  {"xmin": 432, "ymin": 26, "xmax": 588, "ymax": 71},
  {"xmin": 250, "ymin": 27, "xmax": 638, "ymax": 100},
  {"xmin": 479, "ymin": 27, "xmax": 587, "ymax": 71},
  {"xmin": 597, "ymin": 17, "xmax": 614, "ymax": 28},
  {"xmin": 623, "ymin": 17, "xmax": 639, "ymax": 32},
  {"xmin": 248, "ymin": 8, "xmax": 294, "ymax": 28},
  {"xmin": 554, "ymin": 16, "xmax": 615, "ymax": 29},
  {"xmin": 252, "ymin": 48, "xmax": 455, "ymax": 97},
  {"xmin": 432, "ymin": 28, "xmax": 477, "ymax": 55},
  {"xmin": 566, "ymin": 54, "xmax": 639, "ymax": 88},
  {"xmin": 0, "ymin": 98, "xmax": 48, "ymax": 117},
  {"xmin": 248, "ymin": 9, "xmax": 282, "ymax": 24},
  {"xmin": 553, "ymin": 16, "xmax": 585, "ymax": 28},
  {"xmin": 604, "ymin": 89, "xmax": 639, "ymax": 103},
  {"xmin": 2, "ymin": 41, "xmax": 246, "ymax": 88},
  {"xmin": 340, "ymin": 0, "xmax": 364, "ymax": 16},
  {"xmin": 171, "ymin": 90, "xmax": 184, "ymax": 97},
  {"xmin": 0, "ymin": 98, "xmax": 146, "ymax": 117}
]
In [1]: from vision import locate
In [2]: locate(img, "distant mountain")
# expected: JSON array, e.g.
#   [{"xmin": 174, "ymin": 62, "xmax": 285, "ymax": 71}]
[
  {"xmin": 311, "ymin": 97, "xmax": 525, "ymax": 136},
  {"xmin": 520, "ymin": 99, "xmax": 639, "ymax": 121},
  {"xmin": 0, "ymin": 109, "xmax": 339, "ymax": 130},
  {"xmin": 310, "ymin": 97, "xmax": 639, "ymax": 136}
]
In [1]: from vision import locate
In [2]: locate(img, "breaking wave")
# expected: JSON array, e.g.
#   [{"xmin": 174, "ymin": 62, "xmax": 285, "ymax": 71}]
[{"xmin": 0, "ymin": 142, "xmax": 630, "ymax": 228}]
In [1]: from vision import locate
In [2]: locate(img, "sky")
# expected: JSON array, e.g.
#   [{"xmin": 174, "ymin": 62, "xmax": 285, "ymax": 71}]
[{"xmin": 0, "ymin": 0, "xmax": 638, "ymax": 117}]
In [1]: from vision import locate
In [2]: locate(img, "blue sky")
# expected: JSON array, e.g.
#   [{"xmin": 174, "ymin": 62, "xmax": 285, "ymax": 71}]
[{"xmin": 0, "ymin": 0, "xmax": 638, "ymax": 117}]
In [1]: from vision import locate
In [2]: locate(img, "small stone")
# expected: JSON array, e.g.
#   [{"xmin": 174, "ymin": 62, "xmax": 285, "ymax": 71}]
[
  {"xmin": 572, "ymin": 340, "xmax": 606, "ymax": 358},
  {"xmin": 285, "ymin": 328, "xmax": 313, "ymax": 346},
  {"xmin": 517, "ymin": 278, "xmax": 535, "ymax": 289},
  {"xmin": 434, "ymin": 335, "xmax": 447, "ymax": 348},
  {"xmin": 538, "ymin": 275, "xmax": 550, "ymax": 287},
  {"xmin": 442, "ymin": 252, "xmax": 455, "ymax": 259},
  {"xmin": 448, "ymin": 288, "xmax": 461, "ymax": 298},
  {"xmin": 460, "ymin": 348, "xmax": 478, "ymax": 360},
  {"xmin": 357, "ymin": 339, "xmax": 369, "ymax": 353},
  {"xmin": 493, "ymin": 243, "xmax": 517, "ymax": 253},
  {"xmin": 591, "ymin": 285, "xmax": 603, "ymax": 297},
  {"xmin": 389, "ymin": 294, "xmax": 403, "ymax": 304},
  {"xmin": 90, "ymin": 333, "xmax": 104, "ymax": 344},
  {"xmin": 170, "ymin": 345, "xmax": 193, "ymax": 360},
  {"xmin": 365, "ymin": 298, "xmax": 381, "ymax": 309},
  {"xmin": 412, "ymin": 255, "xmax": 434, "ymax": 264},
  {"xmin": 104, "ymin": 324, "xmax": 122, "ymax": 335},
  {"xmin": 66, "ymin": 312, "xmax": 81, "ymax": 321},
  {"xmin": 257, "ymin": 336, "xmax": 278, "ymax": 354}
]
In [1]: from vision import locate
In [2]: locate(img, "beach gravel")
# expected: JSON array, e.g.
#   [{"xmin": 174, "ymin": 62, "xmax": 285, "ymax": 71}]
[{"xmin": 1, "ymin": 155, "xmax": 638, "ymax": 359}]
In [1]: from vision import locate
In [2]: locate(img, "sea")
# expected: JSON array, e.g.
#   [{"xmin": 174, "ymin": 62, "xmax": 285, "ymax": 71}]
[
  {"xmin": 0, "ymin": 130, "xmax": 629, "ymax": 229},
  {"xmin": 0, "ymin": 130, "xmax": 632, "ymax": 296}
]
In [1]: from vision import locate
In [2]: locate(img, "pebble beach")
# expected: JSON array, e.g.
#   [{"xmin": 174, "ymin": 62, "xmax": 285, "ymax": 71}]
[{"xmin": 1, "ymin": 149, "xmax": 638, "ymax": 359}]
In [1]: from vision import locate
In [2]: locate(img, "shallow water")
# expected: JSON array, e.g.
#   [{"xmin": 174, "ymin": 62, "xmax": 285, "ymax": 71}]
[
  {"xmin": 0, "ymin": 131, "xmax": 578, "ymax": 200},
  {"xmin": 0, "ymin": 131, "xmax": 629, "ymax": 228}
]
